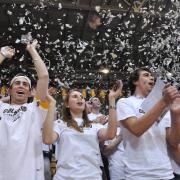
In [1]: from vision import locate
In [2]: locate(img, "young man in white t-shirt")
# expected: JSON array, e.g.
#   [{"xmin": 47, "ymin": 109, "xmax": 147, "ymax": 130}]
[
  {"xmin": 88, "ymin": 97, "xmax": 108, "ymax": 125},
  {"xmin": 87, "ymin": 96, "xmax": 110, "ymax": 179},
  {"xmin": 116, "ymin": 67, "xmax": 180, "ymax": 180},
  {"xmin": 170, "ymin": 143, "xmax": 180, "ymax": 180},
  {"xmin": 171, "ymin": 159, "xmax": 180, "ymax": 180},
  {"xmin": 0, "ymin": 40, "xmax": 49, "ymax": 180}
]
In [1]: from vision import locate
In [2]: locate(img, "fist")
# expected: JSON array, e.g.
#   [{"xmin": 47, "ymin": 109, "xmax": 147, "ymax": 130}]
[
  {"xmin": 96, "ymin": 115, "xmax": 108, "ymax": 125},
  {"xmin": 162, "ymin": 84, "xmax": 179, "ymax": 105},
  {"xmin": 0, "ymin": 46, "xmax": 15, "ymax": 59},
  {"xmin": 109, "ymin": 80, "xmax": 123, "ymax": 99},
  {"xmin": 170, "ymin": 97, "xmax": 180, "ymax": 116},
  {"xmin": 26, "ymin": 39, "xmax": 39, "ymax": 51}
]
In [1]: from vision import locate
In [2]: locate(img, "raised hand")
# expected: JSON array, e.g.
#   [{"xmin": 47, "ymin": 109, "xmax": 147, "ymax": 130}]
[
  {"xmin": 170, "ymin": 96, "xmax": 180, "ymax": 116},
  {"xmin": 26, "ymin": 39, "xmax": 38, "ymax": 51},
  {"xmin": 96, "ymin": 115, "xmax": 108, "ymax": 125},
  {"xmin": 46, "ymin": 93, "xmax": 56, "ymax": 106},
  {"xmin": 0, "ymin": 46, "xmax": 15, "ymax": 59},
  {"xmin": 48, "ymin": 87, "xmax": 57, "ymax": 97},
  {"xmin": 109, "ymin": 80, "xmax": 123, "ymax": 100},
  {"xmin": 162, "ymin": 84, "xmax": 180, "ymax": 106}
]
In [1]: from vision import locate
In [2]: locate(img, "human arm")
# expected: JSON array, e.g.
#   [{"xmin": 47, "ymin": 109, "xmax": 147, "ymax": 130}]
[
  {"xmin": 166, "ymin": 97, "xmax": 180, "ymax": 147},
  {"xmin": 120, "ymin": 85, "xmax": 179, "ymax": 137},
  {"xmin": 168, "ymin": 143, "xmax": 180, "ymax": 165},
  {"xmin": 94, "ymin": 115, "xmax": 108, "ymax": 125},
  {"xmin": 102, "ymin": 134, "xmax": 122, "ymax": 156},
  {"xmin": 26, "ymin": 40, "xmax": 49, "ymax": 101},
  {"xmin": 42, "ymin": 94, "xmax": 59, "ymax": 144},
  {"xmin": 98, "ymin": 80, "xmax": 123, "ymax": 141}
]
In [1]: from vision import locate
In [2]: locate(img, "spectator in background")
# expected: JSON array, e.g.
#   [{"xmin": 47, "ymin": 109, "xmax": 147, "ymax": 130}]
[
  {"xmin": 88, "ymin": 96, "xmax": 108, "ymax": 125},
  {"xmin": 86, "ymin": 100, "xmax": 92, "ymax": 114},
  {"xmin": 102, "ymin": 124, "xmax": 125, "ymax": 180},
  {"xmin": 88, "ymin": 14, "xmax": 102, "ymax": 30}
]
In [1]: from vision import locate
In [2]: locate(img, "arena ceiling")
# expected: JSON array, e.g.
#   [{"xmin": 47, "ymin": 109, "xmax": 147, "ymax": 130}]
[{"xmin": 0, "ymin": 0, "xmax": 180, "ymax": 90}]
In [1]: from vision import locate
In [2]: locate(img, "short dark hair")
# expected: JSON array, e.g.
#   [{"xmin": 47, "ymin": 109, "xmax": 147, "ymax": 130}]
[
  {"xmin": 10, "ymin": 73, "xmax": 31, "ymax": 90},
  {"xmin": 88, "ymin": 96, "xmax": 98, "ymax": 104},
  {"xmin": 129, "ymin": 67, "xmax": 152, "ymax": 95}
]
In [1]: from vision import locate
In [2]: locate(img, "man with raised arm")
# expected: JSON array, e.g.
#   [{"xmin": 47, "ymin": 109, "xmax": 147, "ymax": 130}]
[
  {"xmin": 0, "ymin": 40, "xmax": 49, "ymax": 180},
  {"xmin": 117, "ymin": 67, "xmax": 180, "ymax": 180}
]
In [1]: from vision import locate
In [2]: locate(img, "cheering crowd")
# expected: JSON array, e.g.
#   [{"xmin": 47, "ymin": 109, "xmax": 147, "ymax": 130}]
[{"xmin": 0, "ymin": 40, "xmax": 180, "ymax": 180}]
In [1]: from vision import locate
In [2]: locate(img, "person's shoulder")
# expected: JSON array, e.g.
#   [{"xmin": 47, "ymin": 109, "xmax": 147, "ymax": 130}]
[
  {"xmin": 28, "ymin": 99, "xmax": 48, "ymax": 110},
  {"xmin": 54, "ymin": 119, "xmax": 67, "ymax": 126},
  {"xmin": 97, "ymin": 113, "xmax": 103, "ymax": 117},
  {"xmin": 88, "ymin": 112, "xmax": 93, "ymax": 116},
  {"xmin": 91, "ymin": 122, "xmax": 104, "ymax": 129},
  {"xmin": 87, "ymin": 112, "xmax": 96, "ymax": 118},
  {"xmin": 0, "ymin": 100, "xmax": 11, "ymax": 107},
  {"xmin": 117, "ymin": 96, "xmax": 133, "ymax": 104},
  {"xmin": 0, "ymin": 100, "xmax": 6, "ymax": 108},
  {"xmin": 55, "ymin": 119, "xmax": 63, "ymax": 123}
]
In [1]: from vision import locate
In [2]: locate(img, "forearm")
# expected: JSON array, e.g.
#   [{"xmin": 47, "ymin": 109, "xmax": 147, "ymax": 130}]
[
  {"xmin": 43, "ymin": 103, "xmax": 56, "ymax": 144},
  {"xmin": 98, "ymin": 82, "xmax": 123, "ymax": 141},
  {"xmin": 0, "ymin": 53, "xmax": 5, "ymax": 64},
  {"xmin": 106, "ymin": 98, "xmax": 117, "ymax": 139},
  {"xmin": 168, "ymin": 112, "xmax": 180, "ymax": 146},
  {"xmin": 169, "ymin": 143, "xmax": 180, "ymax": 165},
  {"xmin": 28, "ymin": 48, "xmax": 49, "ymax": 100},
  {"xmin": 103, "ymin": 137, "xmax": 122, "ymax": 156},
  {"xmin": 129, "ymin": 98, "xmax": 168, "ymax": 136},
  {"xmin": 29, "ymin": 48, "xmax": 48, "ymax": 78}
]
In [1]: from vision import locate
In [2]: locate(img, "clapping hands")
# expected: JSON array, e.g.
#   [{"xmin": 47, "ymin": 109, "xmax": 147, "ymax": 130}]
[{"xmin": 109, "ymin": 80, "xmax": 123, "ymax": 100}]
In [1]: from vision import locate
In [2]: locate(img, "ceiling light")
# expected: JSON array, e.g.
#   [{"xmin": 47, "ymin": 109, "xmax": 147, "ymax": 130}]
[{"xmin": 100, "ymin": 68, "xmax": 110, "ymax": 74}]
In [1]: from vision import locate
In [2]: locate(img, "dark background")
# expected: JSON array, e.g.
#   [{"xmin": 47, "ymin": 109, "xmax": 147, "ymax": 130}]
[{"xmin": 0, "ymin": 0, "xmax": 179, "ymax": 92}]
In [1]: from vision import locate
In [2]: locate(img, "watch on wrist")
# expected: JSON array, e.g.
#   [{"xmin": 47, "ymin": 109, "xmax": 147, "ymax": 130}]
[{"xmin": 109, "ymin": 104, "xmax": 116, "ymax": 109}]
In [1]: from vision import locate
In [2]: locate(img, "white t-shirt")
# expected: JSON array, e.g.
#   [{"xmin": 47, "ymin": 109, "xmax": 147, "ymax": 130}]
[
  {"xmin": 116, "ymin": 96, "xmax": 174, "ymax": 180},
  {"xmin": 0, "ymin": 100, "xmax": 47, "ymax": 180},
  {"xmin": 105, "ymin": 128, "xmax": 125, "ymax": 180},
  {"xmin": 171, "ymin": 159, "xmax": 180, "ymax": 175},
  {"xmin": 53, "ymin": 119, "xmax": 104, "ymax": 180},
  {"xmin": 88, "ymin": 112, "xmax": 103, "ymax": 122}
]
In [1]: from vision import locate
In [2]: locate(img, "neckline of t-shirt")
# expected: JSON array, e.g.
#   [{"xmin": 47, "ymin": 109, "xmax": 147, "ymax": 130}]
[
  {"xmin": 132, "ymin": 95, "xmax": 145, "ymax": 99},
  {"xmin": 74, "ymin": 117, "xmax": 84, "ymax": 127},
  {"xmin": 89, "ymin": 112, "xmax": 102, "ymax": 116},
  {"xmin": 74, "ymin": 117, "xmax": 83, "ymax": 121},
  {"xmin": 9, "ymin": 103, "xmax": 26, "ymax": 108}
]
